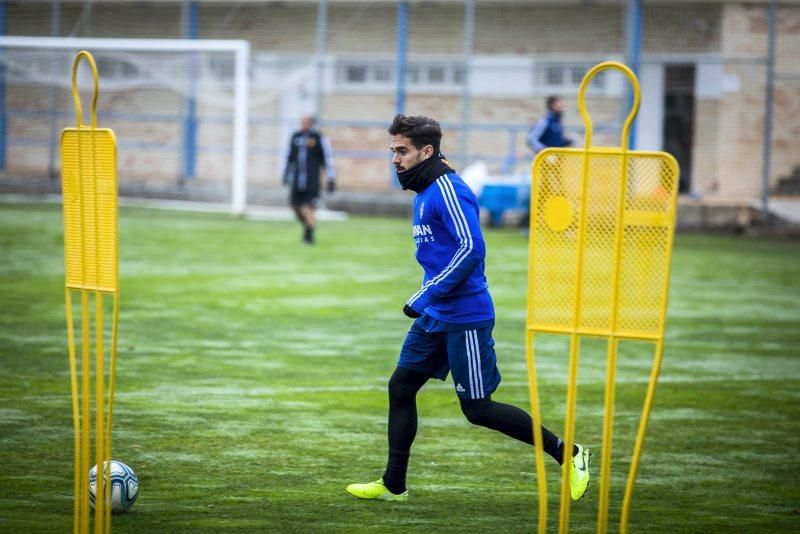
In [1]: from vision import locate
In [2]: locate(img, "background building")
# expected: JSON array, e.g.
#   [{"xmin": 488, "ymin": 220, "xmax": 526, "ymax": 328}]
[{"xmin": 1, "ymin": 0, "xmax": 798, "ymax": 218}]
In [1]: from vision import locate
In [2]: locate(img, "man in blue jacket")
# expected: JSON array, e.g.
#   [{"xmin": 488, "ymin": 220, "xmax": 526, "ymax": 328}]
[
  {"xmin": 346, "ymin": 114, "xmax": 590, "ymax": 503},
  {"xmin": 527, "ymin": 95, "xmax": 573, "ymax": 154}
]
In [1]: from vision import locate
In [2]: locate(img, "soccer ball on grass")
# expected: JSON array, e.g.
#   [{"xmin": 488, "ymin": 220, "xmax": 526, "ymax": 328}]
[{"xmin": 89, "ymin": 460, "xmax": 139, "ymax": 513}]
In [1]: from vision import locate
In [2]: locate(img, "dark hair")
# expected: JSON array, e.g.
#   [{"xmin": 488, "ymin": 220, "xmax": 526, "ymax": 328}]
[
  {"xmin": 388, "ymin": 114, "xmax": 442, "ymax": 153},
  {"xmin": 546, "ymin": 95, "xmax": 561, "ymax": 111}
]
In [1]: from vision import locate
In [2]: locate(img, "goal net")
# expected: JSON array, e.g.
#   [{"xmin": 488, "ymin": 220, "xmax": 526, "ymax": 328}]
[{"xmin": 0, "ymin": 37, "xmax": 250, "ymax": 214}]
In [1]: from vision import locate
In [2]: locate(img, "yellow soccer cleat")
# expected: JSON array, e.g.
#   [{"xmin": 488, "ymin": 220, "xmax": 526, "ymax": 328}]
[
  {"xmin": 565, "ymin": 443, "xmax": 591, "ymax": 501},
  {"xmin": 346, "ymin": 478, "xmax": 408, "ymax": 502}
]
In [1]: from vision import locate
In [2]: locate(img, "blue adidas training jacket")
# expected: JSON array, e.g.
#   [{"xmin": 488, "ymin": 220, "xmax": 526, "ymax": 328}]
[
  {"xmin": 526, "ymin": 111, "xmax": 571, "ymax": 153},
  {"xmin": 405, "ymin": 172, "xmax": 495, "ymax": 324}
]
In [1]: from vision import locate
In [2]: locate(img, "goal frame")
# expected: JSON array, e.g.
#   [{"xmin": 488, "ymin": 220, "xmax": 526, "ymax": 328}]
[{"xmin": 0, "ymin": 36, "xmax": 251, "ymax": 215}]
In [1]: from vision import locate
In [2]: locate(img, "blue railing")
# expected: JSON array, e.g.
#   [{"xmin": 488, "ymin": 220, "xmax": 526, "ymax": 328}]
[{"xmin": 3, "ymin": 109, "xmax": 621, "ymax": 178}]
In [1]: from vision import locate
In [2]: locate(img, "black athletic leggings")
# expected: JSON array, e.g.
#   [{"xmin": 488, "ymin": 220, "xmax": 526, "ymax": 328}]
[
  {"xmin": 383, "ymin": 367, "xmax": 565, "ymax": 494},
  {"xmin": 387, "ymin": 366, "xmax": 563, "ymax": 453}
]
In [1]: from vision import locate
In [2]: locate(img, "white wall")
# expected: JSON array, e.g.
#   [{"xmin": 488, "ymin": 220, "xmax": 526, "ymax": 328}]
[{"xmin": 638, "ymin": 63, "xmax": 664, "ymax": 151}]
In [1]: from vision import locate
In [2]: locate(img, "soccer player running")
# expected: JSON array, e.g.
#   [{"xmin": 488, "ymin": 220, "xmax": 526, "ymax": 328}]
[{"xmin": 346, "ymin": 115, "xmax": 590, "ymax": 502}]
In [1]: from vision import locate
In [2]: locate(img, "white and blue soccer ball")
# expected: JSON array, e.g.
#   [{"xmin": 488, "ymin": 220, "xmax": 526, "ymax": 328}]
[{"xmin": 89, "ymin": 460, "xmax": 139, "ymax": 514}]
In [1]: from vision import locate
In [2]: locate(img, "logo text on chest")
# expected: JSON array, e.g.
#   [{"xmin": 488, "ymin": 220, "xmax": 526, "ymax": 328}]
[
  {"xmin": 413, "ymin": 224, "xmax": 435, "ymax": 244},
  {"xmin": 413, "ymin": 224, "xmax": 433, "ymax": 237}
]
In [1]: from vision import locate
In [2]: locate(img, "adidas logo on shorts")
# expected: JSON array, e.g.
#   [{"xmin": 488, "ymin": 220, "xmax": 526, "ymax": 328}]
[{"xmin": 456, "ymin": 383, "xmax": 466, "ymax": 393}]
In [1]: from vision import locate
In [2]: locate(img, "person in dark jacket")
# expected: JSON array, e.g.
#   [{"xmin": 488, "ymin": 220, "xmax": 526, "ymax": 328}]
[
  {"xmin": 527, "ymin": 95, "xmax": 573, "ymax": 154},
  {"xmin": 283, "ymin": 115, "xmax": 336, "ymax": 244}
]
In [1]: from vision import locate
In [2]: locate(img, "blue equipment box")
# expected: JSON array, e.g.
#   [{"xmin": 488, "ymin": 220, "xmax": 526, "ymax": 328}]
[{"xmin": 479, "ymin": 183, "xmax": 530, "ymax": 226}]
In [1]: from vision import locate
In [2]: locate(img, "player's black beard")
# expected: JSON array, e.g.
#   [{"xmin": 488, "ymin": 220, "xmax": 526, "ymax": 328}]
[{"xmin": 396, "ymin": 153, "xmax": 455, "ymax": 193}]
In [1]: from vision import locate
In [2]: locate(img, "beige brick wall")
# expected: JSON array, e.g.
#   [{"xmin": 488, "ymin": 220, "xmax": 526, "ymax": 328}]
[
  {"xmin": 644, "ymin": 4, "xmax": 722, "ymax": 54},
  {"xmin": 713, "ymin": 62, "xmax": 767, "ymax": 200},
  {"xmin": 772, "ymin": 7, "xmax": 800, "ymax": 189},
  {"xmin": 473, "ymin": 4, "xmax": 622, "ymax": 54},
  {"xmin": 716, "ymin": 0, "xmax": 768, "ymax": 204},
  {"xmin": 707, "ymin": 3, "xmax": 800, "ymax": 201}
]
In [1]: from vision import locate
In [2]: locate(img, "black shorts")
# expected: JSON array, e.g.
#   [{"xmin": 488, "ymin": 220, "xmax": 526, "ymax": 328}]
[
  {"xmin": 398, "ymin": 316, "xmax": 500, "ymax": 400},
  {"xmin": 290, "ymin": 189, "xmax": 319, "ymax": 207}
]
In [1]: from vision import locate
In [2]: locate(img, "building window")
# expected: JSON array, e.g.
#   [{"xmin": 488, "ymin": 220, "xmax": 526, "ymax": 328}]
[
  {"xmin": 336, "ymin": 59, "xmax": 465, "ymax": 91},
  {"xmin": 545, "ymin": 65, "xmax": 564, "ymax": 86},
  {"xmin": 414, "ymin": 63, "xmax": 464, "ymax": 87},
  {"xmin": 344, "ymin": 65, "xmax": 368, "ymax": 83},
  {"xmin": 333, "ymin": 57, "xmax": 614, "ymax": 95},
  {"xmin": 427, "ymin": 65, "xmax": 446, "ymax": 83},
  {"xmin": 374, "ymin": 65, "xmax": 391, "ymax": 82},
  {"xmin": 453, "ymin": 65, "xmax": 466, "ymax": 85},
  {"xmin": 406, "ymin": 65, "xmax": 420, "ymax": 84},
  {"xmin": 570, "ymin": 66, "xmax": 585, "ymax": 85},
  {"xmin": 539, "ymin": 63, "xmax": 606, "ymax": 93}
]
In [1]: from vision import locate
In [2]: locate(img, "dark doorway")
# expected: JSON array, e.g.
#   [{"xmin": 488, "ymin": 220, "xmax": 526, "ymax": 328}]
[{"xmin": 662, "ymin": 65, "xmax": 695, "ymax": 194}]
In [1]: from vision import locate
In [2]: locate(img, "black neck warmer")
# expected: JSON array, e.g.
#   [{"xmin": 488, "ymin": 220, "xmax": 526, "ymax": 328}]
[{"xmin": 397, "ymin": 153, "xmax": 455, "ymax": 193}]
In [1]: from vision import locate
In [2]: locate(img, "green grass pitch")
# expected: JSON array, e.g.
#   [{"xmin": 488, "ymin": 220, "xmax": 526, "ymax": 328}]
[{"xmin": 1, "ymin": 202, "xmax": 798, "ymax": 532}]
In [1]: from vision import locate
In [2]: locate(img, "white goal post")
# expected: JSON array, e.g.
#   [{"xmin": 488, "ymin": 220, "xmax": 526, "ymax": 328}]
[{"xmin": 0, "ymin": 36, "xmax": 251, "ymax": 215}]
